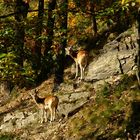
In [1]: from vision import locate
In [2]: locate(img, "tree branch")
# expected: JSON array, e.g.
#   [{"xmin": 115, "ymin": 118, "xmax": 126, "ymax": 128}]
[{"xmin": 0, "ymin": 9, "xmax": 48, "ymax": 19}]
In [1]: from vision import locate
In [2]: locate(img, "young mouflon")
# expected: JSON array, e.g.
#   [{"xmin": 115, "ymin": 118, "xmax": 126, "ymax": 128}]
[
  {"xmin": 65, "ymin": 46, "xmax": 88, "ymax": 80},
  {"xmin": 29, "ymin": 89, "xmax": 59, "ymax": 123}
]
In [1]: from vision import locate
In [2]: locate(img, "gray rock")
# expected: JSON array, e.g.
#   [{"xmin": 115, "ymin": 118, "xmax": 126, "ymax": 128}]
[
  {"xmin": 3, "ymin": 113, "xmax": 14, "ymax": 123},
  {"xmin": 86, "ymin": 32, "xmax": 138, "ymax": 82},
  {"xmin": 0, "ymin": 120, "xmax": 14, "ymax": 132},
  {"xmin": 86, "ymin": 51, "xmax": 120, "ymax": 81},
  {"xmin": 18, "ymin": 112, "xmax": 38, "ymax": 128},
  {"xmin": 58, "ymin": 91, "xmax": 91, "ymax": 118},
  {"xmin": 14, "ymin": 111, "xmax": 25, "ymax": 120}
]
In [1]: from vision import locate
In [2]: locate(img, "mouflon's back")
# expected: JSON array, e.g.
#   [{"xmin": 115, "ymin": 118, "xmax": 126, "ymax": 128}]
[
  {"xmin": 77, "ymin": 50, "xmax": 88, "ymax": 67},
  {"xmin": 44, "ymin": 96, "xmax": 59, "ymax": 109}
]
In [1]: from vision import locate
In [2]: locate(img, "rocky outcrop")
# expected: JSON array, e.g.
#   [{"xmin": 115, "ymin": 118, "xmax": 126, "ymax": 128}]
[
  {"xmin": 0, "ymin": 111, "xmax": 38, "ymax": 133},
  {"xmin": 86, "ymin": 27, "xmax": 138, "ymax": 81},
  {"xmin": 0, "ymin": 91, "xmax": 30, "ymax": 115},
  {"xmin": 0, "ymin": 83, "xmax": 92, "ymax": 133}
]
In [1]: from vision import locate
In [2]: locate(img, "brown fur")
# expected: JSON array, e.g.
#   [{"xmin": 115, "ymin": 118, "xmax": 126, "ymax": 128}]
[
  {"xmin": 30, "ymin": 89, "xmax": 59, "ymax": 122},
  {"xmin": 65, "ymin": 47, "xmax": 88, "ymax": 80},
  {"xmin": 44, "ymin": 96, "xmax": 59, "ymax": 122}
]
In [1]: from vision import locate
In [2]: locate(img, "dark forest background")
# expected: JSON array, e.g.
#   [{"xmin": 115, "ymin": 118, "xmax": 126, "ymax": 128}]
[{"xmin": 0, "ymin": 0, "xmax": 140, "ymax": 90}]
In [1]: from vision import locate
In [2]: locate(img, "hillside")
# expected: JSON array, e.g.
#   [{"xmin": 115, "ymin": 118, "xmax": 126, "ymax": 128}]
[
  {"xmin": 0, "ymin": 25, "xmax": 140, "ymax": 140},
  {"xmin": 0, "ymin": 69, "xmax": 139, "ymax": 140}
]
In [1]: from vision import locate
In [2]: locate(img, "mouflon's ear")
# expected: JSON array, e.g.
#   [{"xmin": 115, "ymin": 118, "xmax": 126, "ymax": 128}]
[
  {"xmin": 65, "ymin": 47, "xmax": 69, "ymax": 54},
  {"xmin": 65, "ymin": 46, "xmax": 73, "ymax": 54}
]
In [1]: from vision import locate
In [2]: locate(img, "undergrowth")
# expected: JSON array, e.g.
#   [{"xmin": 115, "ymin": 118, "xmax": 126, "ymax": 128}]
[
  {"xmin": 0, "ymin": 133, "xmax": 17, "ymax": 140},
  {"xmin": 67, "ymin": 74, "xmax": 140, "ymax": 139}
]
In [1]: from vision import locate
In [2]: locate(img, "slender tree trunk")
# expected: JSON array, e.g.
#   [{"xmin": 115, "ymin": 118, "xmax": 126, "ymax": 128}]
[
  {"xmin": 39, "ymin": 0, "xmax": 56, "ymax": 81},
  {"xmin": 14, "ymin": 0, "xmax": 29, "ymax": 88},
  {"xmin": 15, "ymin": 0, "xmax": 29, "ymax": 22},
  {"xmin": 44, "ymin": 0, "xmax": 56, "ymax": 54},
  {"xmin": 14, "ymin": 0, "xmax": 29, "ymax": 66},
  {"xmin": 89, "ymin": 0, "xmax": 97, "ymax": 36},
  {"xmin": 136, "ymin": 9, "xmax": 140, "ymax": 86},
  {"xmin": 15, "ymin": 22, "xmax": 24, "ymax": 66},
  {"xmin": 53, "ymin": 0, "xmax": 68, "ymax": 88},
  {"xmin": 33, "ymin": 0, "xmax": 44, "ymax": 81}
]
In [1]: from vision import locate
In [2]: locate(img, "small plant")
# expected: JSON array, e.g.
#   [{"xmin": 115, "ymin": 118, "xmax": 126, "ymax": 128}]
[
  {"xmin": 100, "ymin": 82, "xmax": 111, "ymax": 98},
  {"xmin": 0, "ymin": 52, "xmax": 36, "ymax": 88},
  {"xmin": 0, "ymin": 133, "xmax": 15, "ymax": 140}
]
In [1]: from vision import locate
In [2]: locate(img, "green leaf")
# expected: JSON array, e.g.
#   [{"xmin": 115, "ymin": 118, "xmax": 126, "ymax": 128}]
[{"xmin": 0, "ymin": 53, "xmax": 6, "ymax": 59}]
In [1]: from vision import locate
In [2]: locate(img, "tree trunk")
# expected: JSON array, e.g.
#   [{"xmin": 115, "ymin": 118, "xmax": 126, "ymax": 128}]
[
  {"xmin": 38, "ymin": 0, "xmax": 56, "ymax": 81},
  {"xmin": 89, "ymin": 0, "xmax": 97, "ymax": 36},
  {"xmin": 14, "ymin": 0, "xmax": 29, "ymax": 66},
  {"xmin": 15, "ymin": 0, "xmax": 29, "ymax": 22},
  {"xmin": 44, "ymin": 0, "xmax": 56, "ymax": 54},
  {"xmin": 53, "ymin": 0, "xmax": 68, "ymax": 88},
  {"xmin": 33, "ymin": 0, "xmax": 44, "ymax": 82},
  {"xmin": 14, "ymin": 22, "xmax": 24, "ymax": 66},
  {"xmin": 136, "ymin": 9, "xmax": 140, "ymax": 86}
]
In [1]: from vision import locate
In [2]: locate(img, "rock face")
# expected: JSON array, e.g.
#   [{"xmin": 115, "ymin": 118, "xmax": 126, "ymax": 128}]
[
  {"xmin": 0, "ymin": 83, "xmax": 92, "ymax": 133},
  {"xmin": 58, "ymin": 90, "xmax": 91, "ymax": 118},
  {"xmin": 86, "ymin": 28, "xmax": 138, "ymax": 81},
  {"xmin": 0, "ymin": 111, "xmax": 38, "ymax": 133},
  {"xmin": 0, "ymin": 82, "xmax": 10, "ymax": 106}
]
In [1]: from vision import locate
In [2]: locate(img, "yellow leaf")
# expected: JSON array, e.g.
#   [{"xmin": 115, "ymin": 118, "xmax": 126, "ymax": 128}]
[{"xmin": 121, "ymin": 0, "xmax": 126, "ymax": 5}]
